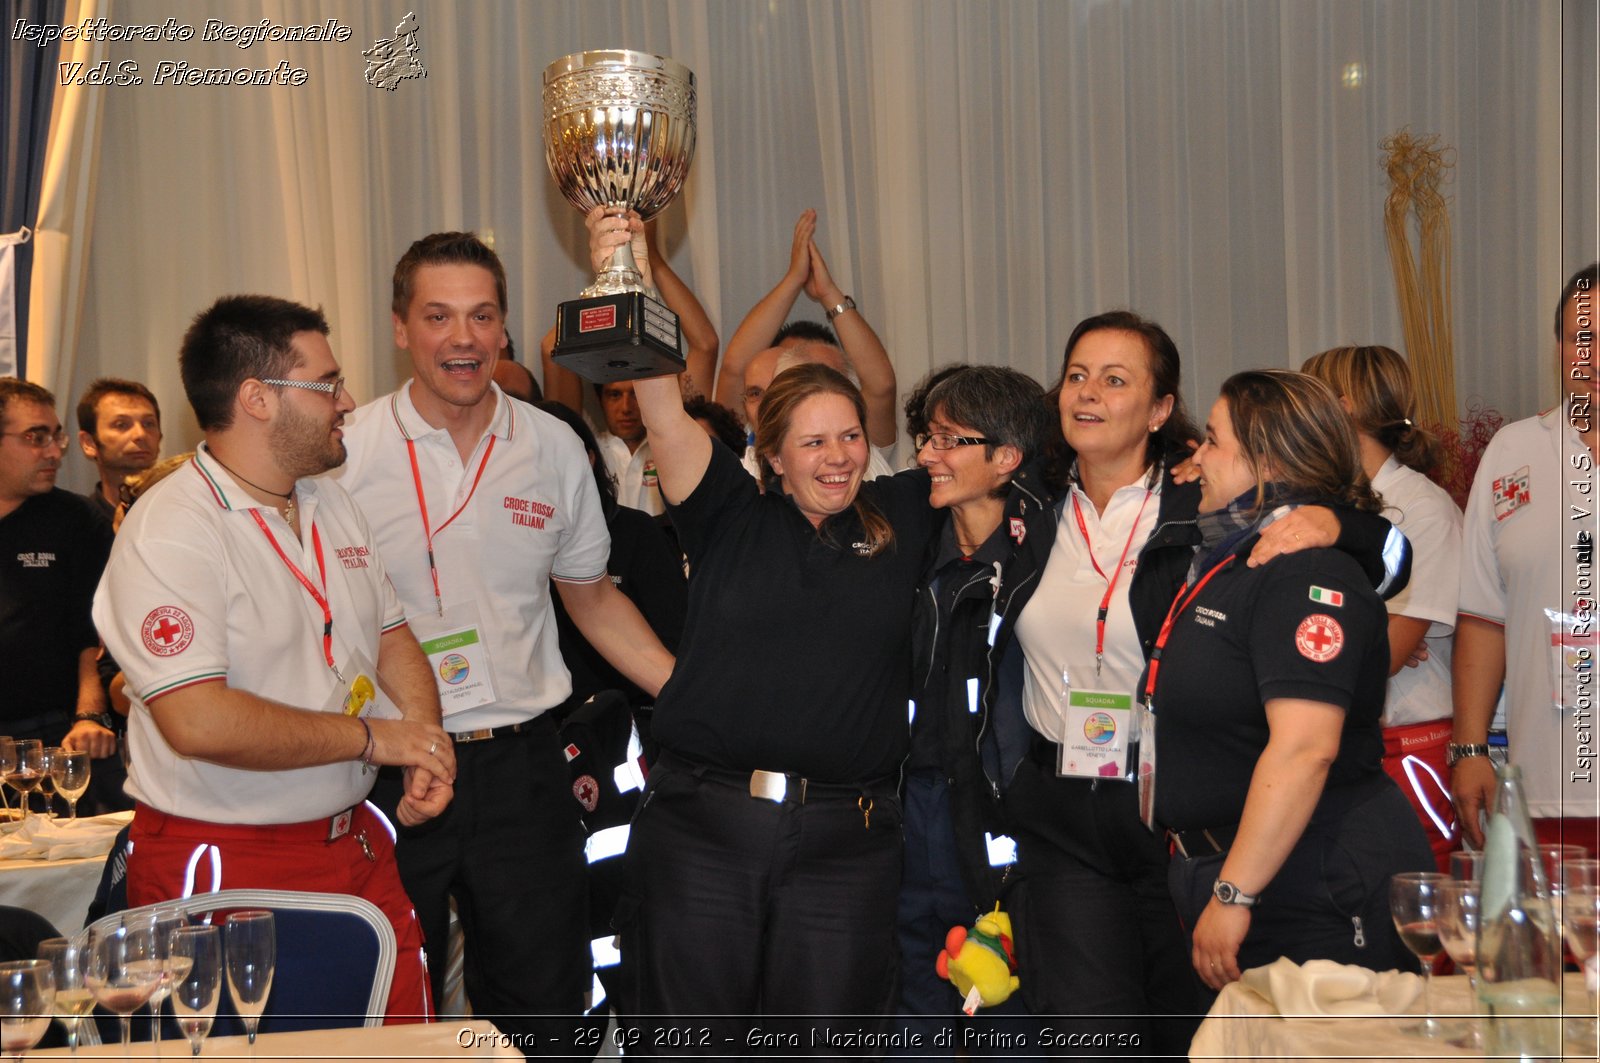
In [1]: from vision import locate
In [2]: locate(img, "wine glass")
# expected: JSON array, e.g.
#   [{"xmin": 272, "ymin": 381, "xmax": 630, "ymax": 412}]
[
  {"xmin": 143, "ymin": 908, "xmax": 190, "ymax": 1049},
  {"xmin": 0, "ymin": 960, "xmax": 54, "ymax": 1061},
  {"xmin": 223, "ymin": 911, "xmax": 274, "ymax": 1046},
  {"xmin": 1436, "ymin": 879, "xmax": 1482, "ymax": 1048},
  {"xmin": 3, "ymin": 743, "xmax": 43, "ymax": 827},
  {"xmin": 1563, "ymin": 884, "xmax": 1600, "ymax": 1051},
  {"xmin": 35, "ymin": 750, "xmax": 60, "ymax": 819},
  {"xmin": 85, "ymin": 921, "xmax": 161, "ymax": 1049},
  {"xmin": 0, "ymin": 740, "xmax": 18, "ymax": 818},
  {"xmin": 168, "ymin": 926, "xmax": 220, "ymax": 1057},
  {"xmin": 36, "ymin": 939, "xmax": 89, "ymax": 1054},
  {"xmin": 48, "ymin": 752, "xmax": 89, "ymax": 822},
  {"xmin": 1390, "ymin": 871, "xmax": 1449, "ymax": 1038}
]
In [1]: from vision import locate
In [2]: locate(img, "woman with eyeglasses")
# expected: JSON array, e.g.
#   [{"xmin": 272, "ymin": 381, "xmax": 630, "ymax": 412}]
[{"xmin": 1000, "ymin": 314, "xmax": 1406, "ymax": 1052}]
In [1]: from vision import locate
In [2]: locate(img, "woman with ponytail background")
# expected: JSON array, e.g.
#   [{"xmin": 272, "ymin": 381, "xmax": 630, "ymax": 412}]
[{"xmin": 1303, "ymin": 345, "xmax": 1463, "ymax": 871}]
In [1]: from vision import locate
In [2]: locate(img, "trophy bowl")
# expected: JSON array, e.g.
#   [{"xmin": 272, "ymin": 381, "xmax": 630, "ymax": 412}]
[{"xmin": 543, "ymin": 50, "xmax": 698, "ymax": 382}]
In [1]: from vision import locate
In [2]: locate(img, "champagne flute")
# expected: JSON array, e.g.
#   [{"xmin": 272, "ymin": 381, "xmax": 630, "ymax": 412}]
[
  {"xmin": 1390, "ymin": 871, "xmax": 1449, "ymax": 1038},
  {"xmin": 0, "ymin": 960, "xmax": 54, "ymax": 1061},
  {"xmin": 85, "ymin": 921, "xmax": 161, "ymax": 1049},
  {"xmin": 1436, "ymin": 879, "xmax": 1482, "ymax": 1048},
  {"xmin": 223, "ymin": 912, "xmax": 273, "ymax": 1046},
  {"xmin": 3, "ymin": 743, "xmax": 43, "ymax": 827},
  {"xmin": 1563, "ymin": 884, "xmax": 1600, "ymax": 1052},
  {"xmin": 36, "ymin": 939, "xmax": 89, "ymax": 1054},
  {"xmin": 142, "ymin": 908, "xmax": 190, "ymax": 1049},
  {"xmin": 168, "ymin": 926, "xmax": 219, "ymax": 1057},
  {"xmin": 0, "ymin": 740, "xmax": 18, "ymax": 818},
  {"xmin": 35, "ymin": 750, "xmax": 59, "ymax": 819},
  {"xmin": 48, "ymin": 752, "xmax": 89, "ymax": 822},
  {"xmin": 1449, "ymin": 849, "xmax": 1483, "ymax": 883}
]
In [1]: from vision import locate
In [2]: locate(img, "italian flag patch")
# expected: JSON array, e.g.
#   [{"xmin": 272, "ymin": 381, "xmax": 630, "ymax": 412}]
[{"xmin": 1308, "ymin": 586, "xmax": 1344, "ymax": 607}]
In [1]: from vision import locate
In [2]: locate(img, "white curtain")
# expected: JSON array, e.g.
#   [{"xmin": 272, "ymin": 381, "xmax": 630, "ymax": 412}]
[{"xmin": 39, "ymin": 0, "xmax": 1597, "ymax": 488}]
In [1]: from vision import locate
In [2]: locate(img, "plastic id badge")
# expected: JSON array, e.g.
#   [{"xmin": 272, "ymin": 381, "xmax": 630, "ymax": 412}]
[
  {"xmin": 413, "ymin": 602, "xmax": 499, "ymax": 716},
  {"xmin": 1544, "ymin": 607, "xmax": 1596, "ymax": 714},
  {"xmin": 1057, "ymin": 682, "xmax": 1135, "ymax": 782},
  {"xmin": 318, "ymin": 645, "xmax": 398, "ymax": 720},
  {"xmin": 1135, "ymin": 703, "xmax": 1157, "ymax": 830}
]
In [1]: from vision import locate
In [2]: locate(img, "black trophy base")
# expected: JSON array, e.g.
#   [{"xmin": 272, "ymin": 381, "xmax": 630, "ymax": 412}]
[{"xmin": 551, "ymin": 291, "xmax": 685, "ymax": 383}]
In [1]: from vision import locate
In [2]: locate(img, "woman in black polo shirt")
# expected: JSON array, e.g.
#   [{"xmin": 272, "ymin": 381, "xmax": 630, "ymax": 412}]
[
  {"xmin": 1153, "ymin": 369, "xmax": 1433, "ymax": 994},
  {"xmin": 609, "ymin": 215, "xmax": 937, "ymax": 1045}
]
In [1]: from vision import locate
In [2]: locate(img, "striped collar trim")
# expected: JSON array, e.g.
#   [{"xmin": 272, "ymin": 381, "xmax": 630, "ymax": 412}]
[
  {"xmin": 191, "ymin": 442, "xmax": 310, "ymax": 513},
  {"xmin": 389, "ymin": 380, "xmax": 515, "ymax": 444}
]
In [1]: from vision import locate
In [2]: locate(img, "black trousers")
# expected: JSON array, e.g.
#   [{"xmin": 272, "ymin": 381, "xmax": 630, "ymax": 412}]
[
  {"xmin": 1167, "ymin": 777, "xmax": 1433, "ymax": 1010},
  {"xmin": 1005, "ymin": 752, "xmax": 1199, "ymax": 1059},
  {"xmin": 617, "ymin": 755, "xmax": 902, "ymax": 1057},
  {"xmin": 378, "ymin": 719, "xmax": 589, "ymax": 1057}
]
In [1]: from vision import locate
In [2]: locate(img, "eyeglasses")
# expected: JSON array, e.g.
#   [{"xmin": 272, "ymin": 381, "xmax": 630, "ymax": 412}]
[
  {"xmin": 1, "ymin": 427, "xmax": 69, "ymax": 450},
  {"xmin": 914, "ymin": 432, "xmax": 990, "ymax": 451},
  {"xmin": 259, "ymin": 377, "xmax": 345, "ymax": 397}
]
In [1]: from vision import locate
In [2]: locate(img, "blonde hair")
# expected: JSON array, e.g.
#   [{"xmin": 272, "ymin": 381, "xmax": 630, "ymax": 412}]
[
  {"xmin": 1220, "ymin": 370, "xmax": 1381, "ymax": 514},
  {"xmin": 1302, "ymin": 345, "xmax": 1441, "ymax": 475},
  {"xmin": 755, "ymin": 363, "xmax": 893, "ymax": 557}
]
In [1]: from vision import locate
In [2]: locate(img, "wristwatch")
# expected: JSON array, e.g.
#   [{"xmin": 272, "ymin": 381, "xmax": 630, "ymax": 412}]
[
  {"xmin": 1212, "ymin": 879, "xmax": 1259, "ymax": 908},
  {"xmin": 74, "ymin": 712, "xmax": 115, "ymax": 730},
  {"xmin": 824, "ymin": 296, "xmax": 856, "ymax": 321},
  {"xmin": 1446, "ymin": 742, "xmax": 1492, "ymax": 767}
]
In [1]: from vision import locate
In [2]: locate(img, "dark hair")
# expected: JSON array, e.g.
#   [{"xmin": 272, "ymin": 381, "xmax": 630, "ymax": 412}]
[
  {"xmin": 179, "ymin": 295, "xmax": 329, "ymax": 431},
  {"xmin": 684, "ymin": 397, "xmax": 747, "ymax": 455},
  {"xmin": 1219, "ymin": 369, "xmax": 1381, "ymax": 514},
  {"xmin": 76, "ymin": 378, "xmax": 161, "ymax": 437},
  {"xmin": 391, "ymin": 232, "xmax": 508, "ymax": 318},
  {"xmin": 903, "ymin": 364, "xmax": 973, "ymax": 443},
  {"xmin": 774, "ymin": 320, "xmax": 837, "ymax": 347},
  {"xmin": 1041, "ymin": 310, "xmax": 1196, "ymax": 490},
  {"xmin": 535, "ymin": 400, "xmax": 617, "ymax": 517},
  {"xmin": 755, "ymin": 363, "xmax": 893, "ymax": 557},
  {"xmin": 1556, "ymin": 262, "xmax": 1599, "ymax": 338},
  {"xmin": 1301, "ymin": 345, "xmax": 1440, "ymax": 475},
  {"xmin": 924, "ymin": 366, "xmax": 1051, "ymax": 467},
  {"xmin": 0, "ymin": 378, "xmax": 56, "ymax": 421}
]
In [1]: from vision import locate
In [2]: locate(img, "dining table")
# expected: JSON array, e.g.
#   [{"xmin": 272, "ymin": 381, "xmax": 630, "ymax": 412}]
[
  {"xmin": 0, "ymin": 809, "xmax": 130, "ymax": 933},
  {"xmin": 1190, "ymin": 970, "xmax": 1594, "ymax": 1061},
  {"xmin": 30, "ymin": 1019, "xmax": 525, "ymax": 1059}
]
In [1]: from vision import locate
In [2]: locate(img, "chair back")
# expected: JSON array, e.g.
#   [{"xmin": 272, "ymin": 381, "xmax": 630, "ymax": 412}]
[{"xmin": 80, "ymin": 888, "xmax": 395, "ymax": 1043}]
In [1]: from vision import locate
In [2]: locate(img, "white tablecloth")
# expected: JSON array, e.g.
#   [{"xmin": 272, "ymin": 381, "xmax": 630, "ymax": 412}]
[
  {"xmin": 32, "ymin": 1019, "xmax": 523, "ymax": 1059},
  {"xmin": 0, "ymin": 811, "xmax": 130, "ymax": 933},
  {"xmin": 1191, "ymin": 972, "xmax": 1594, "ymax": 1061}
]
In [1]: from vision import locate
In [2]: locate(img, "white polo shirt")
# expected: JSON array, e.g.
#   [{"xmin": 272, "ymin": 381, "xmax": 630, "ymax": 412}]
[
  {"xmin": 1373, "ymin": 456, "xmax": 1462, "ymax": 727},
  {"xmin": 597, "ymin": 433, "xmax": 666, "ymax": 517},
  {"xmin": 94, "ymin": 444, "xmax": 406, "ymax": 824},
  {"xmin": 1459, "ymin": 407, "xmax": 1597, "ymax": 818},
  {"xmin": 1016, "ymin": 474, "xmax": 1161, "ymax": 743},
  {"xmin": 334, "ymin": 382, "xmax": 610, "ymax": 730}
]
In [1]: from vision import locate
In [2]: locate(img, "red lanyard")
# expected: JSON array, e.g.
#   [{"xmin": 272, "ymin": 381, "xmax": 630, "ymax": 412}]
[
  {"xmin": 1071, "ymin": 489, "xmax": 1152, "ymax": 679},
  {"xmin": 405, "ymin": 436, "xmax": 496, "ymax": 615},
  {"xmin": 1142, "ymin": 554, "xmax": 1236, "ymax": 706},
  {"xmin": 249, "ymin": 510, "xmax": 337, "ymax": 676}
]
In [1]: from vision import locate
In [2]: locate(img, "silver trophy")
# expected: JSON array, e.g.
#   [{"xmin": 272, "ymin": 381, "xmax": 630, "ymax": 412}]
[{"xmin": 543, "ymin": 49, "xmax": 697, "ymax": 381}]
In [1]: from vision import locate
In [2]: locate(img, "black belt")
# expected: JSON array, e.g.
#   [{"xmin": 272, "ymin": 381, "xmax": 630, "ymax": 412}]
[
  {"xmin": 448, "ymin": 715, "xmax": 553, "ymax": 744},
  {"xmin": 655, "ymin": 750, "xmax": 897, "ymax": 804},
  {"xmin": 1167, "ymin": 823, "xmax": 1239, "ymax": 858}
]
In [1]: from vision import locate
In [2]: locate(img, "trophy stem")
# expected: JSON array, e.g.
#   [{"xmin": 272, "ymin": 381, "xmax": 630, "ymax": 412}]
[{"xmin": 581, "ymin": 208, "xmax": 646, "ymax": 298}]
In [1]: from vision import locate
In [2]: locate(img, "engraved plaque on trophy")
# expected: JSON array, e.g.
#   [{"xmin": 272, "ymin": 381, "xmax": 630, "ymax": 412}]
[{"xmin": 543, "ymin": 50, "xmax": 697, "ymax": 382}]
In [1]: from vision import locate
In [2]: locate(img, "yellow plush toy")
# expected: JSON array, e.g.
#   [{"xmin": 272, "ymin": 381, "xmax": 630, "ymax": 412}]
[{"xmin": 935, "ymin": 906, "xmax": 1019, "ymax": 1013}]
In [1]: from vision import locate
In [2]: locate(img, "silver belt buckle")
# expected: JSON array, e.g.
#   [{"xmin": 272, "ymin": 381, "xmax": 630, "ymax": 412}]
[{"xmin": 749, "ymin": 770, "xmax": 787, "ymax": 803}]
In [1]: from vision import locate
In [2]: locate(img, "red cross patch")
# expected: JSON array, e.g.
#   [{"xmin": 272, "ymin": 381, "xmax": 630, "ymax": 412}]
[
  {"xmin": 1492, "ymin": 466, "xmax": 1531, "ymax": 522},
  {"xmin": 1009, "ymin": 517, "xmax": 1026, "ymax": 545},
  {"xmin": 141, "ymin": 606, "xmax": 194, "ymax": 657},
  {"xmin": 572, "ymin": 774, "xmax": 600, "ymax": 813},
  {"xmin": 1295, "ymin": 613, "xmax": 1344, "ymax": 663}
]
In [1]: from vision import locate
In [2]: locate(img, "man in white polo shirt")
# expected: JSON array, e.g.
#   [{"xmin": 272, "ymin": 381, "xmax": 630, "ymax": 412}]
[
  {"xmin": 335, "ymin": 232, "xmax": 674, "ymax": 1051},
  {"xmin": 94, "ymin": 295, "xmax": 455, "ymax": 1022}
]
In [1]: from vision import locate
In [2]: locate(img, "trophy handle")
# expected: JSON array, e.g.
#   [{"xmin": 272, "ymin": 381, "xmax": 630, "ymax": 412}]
[{"xmin": 582, "ymin": 206, "xmax": 648, "ymax": 298}]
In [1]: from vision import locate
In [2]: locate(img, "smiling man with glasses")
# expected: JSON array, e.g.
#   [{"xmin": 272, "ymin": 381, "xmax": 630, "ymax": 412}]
[{"xmin": 0, "ymin": 377, "xmax": 117, "ymax": 766}]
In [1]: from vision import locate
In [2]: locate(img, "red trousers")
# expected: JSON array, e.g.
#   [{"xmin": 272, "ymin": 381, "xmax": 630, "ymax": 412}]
[
  {"xmin": 126, "ymin": 802, "xmax": 431, "ymax": 1024},
  {"xmin": 1381, "ymin": 720, "xmax": 1459, "ymax": 874}
]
